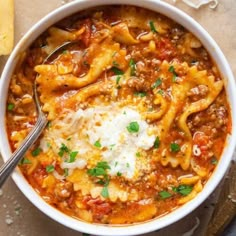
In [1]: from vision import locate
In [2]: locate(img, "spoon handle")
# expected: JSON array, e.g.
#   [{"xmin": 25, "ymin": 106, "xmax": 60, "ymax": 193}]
[{"xmin": 0, "ymin": 115, "xmax": 47, "ymax": 187}]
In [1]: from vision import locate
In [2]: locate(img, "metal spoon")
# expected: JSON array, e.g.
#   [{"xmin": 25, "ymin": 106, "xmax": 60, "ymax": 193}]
[{"xmin": 0, "ymin": 41, "xmax": 73, "ymax": 187}]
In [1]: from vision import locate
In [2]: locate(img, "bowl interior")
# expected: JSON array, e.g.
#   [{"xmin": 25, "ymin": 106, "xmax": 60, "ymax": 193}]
[{"xmin": 0, "ymin": 0, "xmax": 235, "ymax": 235}]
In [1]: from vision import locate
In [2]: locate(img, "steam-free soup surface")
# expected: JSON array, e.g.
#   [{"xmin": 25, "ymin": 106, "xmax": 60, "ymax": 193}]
[{"xmin": 6, "ymin": 5, "xmax": 231, "ymax": 224}]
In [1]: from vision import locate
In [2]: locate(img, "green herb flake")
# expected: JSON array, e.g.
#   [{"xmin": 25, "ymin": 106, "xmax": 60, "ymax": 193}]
[
  {"xmin": 19, "ymin": 157, "xmax": 31, "ymax": 165},
  {"xmin": 154, "ymin": 137, "xmax": 160, "ymax": 149},
  {"xmin": 64, "ymin": 168, "xmax": 69, "ymax": 177},
  {"xmin": 134, "ymin": 91, "xmax": 147, "ymax": 97},
  {"xmin": 87, "ymin": 167, "xmax": 106, "ymax": 176},
  {"xmin": 116, "ymin": 75, "xmax": 121, "ymax": 85},
  {"xmin": 152, "ymin": 78, "xmax": 162, "ymax": 89},
  {"xmin": 101, "ymin": 186, "xmax": 109, "ymax": 198},
  {"xmin": 117, "ymin": 172, "xmax": 122, "ymax": 177},
  {"xmin": 58, "ymin": 143, "xmax": 70, "ymax": 157},
  {"xmin": 149, "ymin": 21, "xmax": 158, "ymax": 33},
  {"xmin": 157, "ymin": 89, "xmax": 164, "ymax": 96},
  {"xmin": 126, "ymin": 121, "xmax": 139, "ymax": 133},
  {"xmin": 82, "ymin": 233, "xmax": 90, "ymax": 236},
  {"xmin": 211, "ymin": 157, "xmax": 218, "ymax": 165},
  {"xmin": 87, "ymin": 161, "xmax": 110, "ymax": 177},
  {"xmin": 136, "ymin": 152, "xmax": 141, "ymax": 157},
  {"xmin": 159, "ymin": 191, "xmax": 172, "ymax": 199},
  {"xmin": 126, "ymin": 163, "xmax": 130, "ymax": 168},
  {"xmin": 168, "ymin": 66, "xmax": 178, "ymax": 82},
  {"xmin": 46, "ymin": 121, "xmax": 52, "ymax": 129},
  {"xmin": 109, "ymin": 144, "xmax": 116, "ymax": 150},
  {"xmin": 94, "ymin": 140, "xmax": 102, "ymax": 148},
  {"xmin": 47, "ymin": 142, "xmax": 51, "ymax": 148},
  {"xmin": 66, "ymin": 151, "xmax": 78, "ymax": 163},
  {"xmin": 173, "ymin": 185, "xmax": 193, "ymax": 196},
  {"xmin": 170, "ymin": 143, "xmax": 180, "ymax": 152},
  {"xmin": 111, "ymin": 67, "xmax": 124, "ymax": 75},
  {"xmin": 62, "ymin": 50, "xmax": 68, "ymax": 54},
  {"xmin": 46, "ymin": 165, "xmax": 55, "ymax": 173},
  {"xmin": 97, "ymin": 161, "xmax": 111, "ymax": 170},
  {"xmin": 31, "ymin": 147, "xmax": 41, "ymax": 157},
  {"xmin": 129, "ymin": 58, "xmax": 136, "ymax": 76},
  {"xmin": 113, "ymin": 61, "xmax": 119, "ymax": 67},
  {"xmin": 7, "ymin": 103, "xmax": 15, "ymax": 111},
  {"xmin": 112, "ymin": 51, "xmax": 117, "ymax": 57}
]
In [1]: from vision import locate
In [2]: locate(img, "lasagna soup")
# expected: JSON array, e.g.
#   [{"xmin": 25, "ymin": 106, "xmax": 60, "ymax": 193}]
[{"xmin": 6, "ymin": 6, "xmax": 231, "ymax": 224}]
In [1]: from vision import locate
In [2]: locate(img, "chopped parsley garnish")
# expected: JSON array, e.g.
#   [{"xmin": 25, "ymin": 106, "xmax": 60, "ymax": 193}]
[
  {"xmin": 31, "ymin": 147, "xmax": 41, "ymax": 157},
  {"xmin": 126, "ymin": 121, "xmax": 139, "ymax": 133},
  {"xmin": 152, "ymin": 78, "xmax": 162, "ymax": 89},
  {"xmin": 126, "ymin": 163, "xmax": 130, "ymax": 168},
  {"xmin": 136, "ymin": 152, "xmax": 141, "ymax": 157},
  {"xmin": 101, "ymin": 186, "xmax": 109, "ymax": 198},
  {"xmin": 129, "ymin": 58, "xmax": 136, "ymax": 76},
  {"xmin": 112, "ymin": 61, "xmax": 119, "ymax": 67},
  {"xmin": 111, "ymin": 67, "xmax": 124, "ymax": 75},
  {"xmin": 64, "ymin": 168, "xmax": 69, "ymax": 177},
  {"xmin": 87, "ymin": 162, "xmax": 111, "ymax": 198},
  {"xmin": 157, "ymin": 89, "xmax": 164, "ymax": 96},
  {"xmin": 46, "ymin": 121, "xmax": 52, "ymax": 129},
  {"xmin": 109, "ymin": 144, "xmax": 116, "ymax": 150},
  {"xmin": 170, "ymin": 143, "xmax": 180, "ymax": 152},
  {"xmin": 116, "ymin": 75, "xmax": 121, "ymax": 85},
  {"xmin": 97, "ymin": 161, "xmax": 110, "ymax": 170},
  {"xmin": 149, "ymin": 21, "xmax": 158, "ymax": 33},
  {"xmin": 62, "ymin": 50, "xmax": 68, "ymax": 54},
  {"xmin": 134, "ymin": 91, "xmax": 146, "ymax": 97},
  {"xmin": 94, "ymin": 140, "xmax": 102, "ymax": 148},
  {"xmin": 168, "ymin": 65, "xmax": 178, "ymax": 82},
  {"xmin": 211, "ymin": 157, "xmax": 218, "ymax": 165},
  {"xmin": 87, "ymin": 161, "xmax": 110, "ymax": 177},
  {"xmin": 116, "ymin": 75, "xmax": 122, "ymax": 89},
  {"xmin": 66, "ymin": 151, "xmax": 78, "ymax": 163},
  {"xmin": 117, "ymin": 172, "xmax": 122, "ymax": 176},
  {"xmin": 173, "ymin": 185, "xmax": 193, "ymax": 196},
  {"xmin": 154, "ymin": 137, "xmax": 160, "ymax": 149},
  {"xmin": 58, "ymin": 143, "xmax": 70, "ymax": 157},
  {"xmin": 7, "ymin": 103, "xmax": 15, "ymax": 111},
  {"xmin": 159, "ymin": 191, "xmax": 172, "ymax": 199},
  {"xmin": 46, "ymin": 165, "xmax": 55, "ymax": 173},
  {"xmin": 19, "ymin": 157, "xmax": 31, "ymax": 165}
]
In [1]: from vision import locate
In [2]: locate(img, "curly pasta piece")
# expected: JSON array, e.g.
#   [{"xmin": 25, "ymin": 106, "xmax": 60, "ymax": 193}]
[
  {"xmin": 112, "ymin": 22, "xmax": 139, "ymax": 44},
  {"xmin": 44, "ymin": 27, "xmax": 85, "ymax": 54},
  {"xmin": 35, "ymin": 40, "xmax": 120, "ymax": 119},
  {"xmin": 154, "ymin": 60, "xmax": 224, "ymax": 171},
  {"xmin": 145, "ymin": 92, "xmax": 168, "ymax": 122}
]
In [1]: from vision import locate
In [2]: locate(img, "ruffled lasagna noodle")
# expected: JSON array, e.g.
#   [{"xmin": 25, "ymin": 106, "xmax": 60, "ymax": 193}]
[{"xmin": 6, "ymin": 5, "xmax": 231, "ymax": 224}]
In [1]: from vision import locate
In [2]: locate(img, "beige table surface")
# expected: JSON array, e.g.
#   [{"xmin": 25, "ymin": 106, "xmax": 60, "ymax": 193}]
[{"xmin": 0, "ymin": 0, "xmax": 236, "ymax": 236}]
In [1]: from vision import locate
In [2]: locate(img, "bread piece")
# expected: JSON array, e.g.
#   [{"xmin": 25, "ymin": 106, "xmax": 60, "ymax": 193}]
[{"xmin": 0, "ymin": 0, "xmax": 14, "ymax": 55}]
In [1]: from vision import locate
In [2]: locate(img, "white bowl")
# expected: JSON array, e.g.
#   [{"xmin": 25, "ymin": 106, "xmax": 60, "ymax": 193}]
[{"xmin": 0, "ymin": 0, "xmax": 236, "ymax": 235}]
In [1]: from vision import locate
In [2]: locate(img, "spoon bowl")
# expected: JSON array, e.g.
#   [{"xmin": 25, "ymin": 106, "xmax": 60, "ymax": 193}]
[{"xmin": 0, "ymin": 41, "xmax": 75, "ymax": 187}]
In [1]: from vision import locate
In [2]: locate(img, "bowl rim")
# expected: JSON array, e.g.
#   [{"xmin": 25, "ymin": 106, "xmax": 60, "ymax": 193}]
[{"xmin": 0, "ymin": 0, "xmax": 236, "ymax": 235}]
